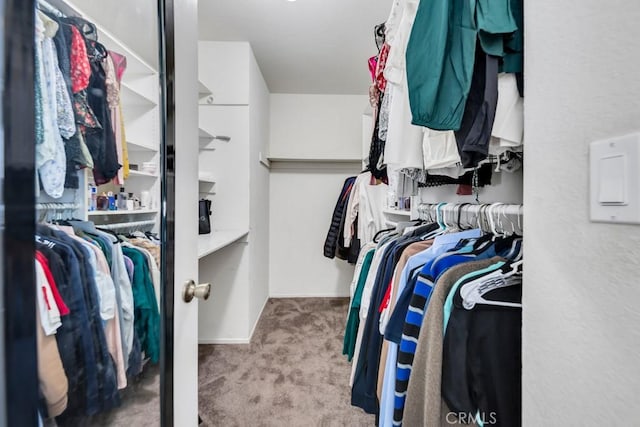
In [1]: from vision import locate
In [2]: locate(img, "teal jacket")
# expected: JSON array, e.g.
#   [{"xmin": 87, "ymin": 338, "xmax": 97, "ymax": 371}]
[
  {"xmin": 123, "ymin": 246, "xmax": 160, "ymax": 364},
  {"xmin": 406, "ymin": 0, "xmax": 522, "ymax": 131}
]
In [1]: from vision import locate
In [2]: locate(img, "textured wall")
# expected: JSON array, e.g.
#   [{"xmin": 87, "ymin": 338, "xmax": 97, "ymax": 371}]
[{"xmin": 523, "ymin": 1, "xmax": 640, "ymax": 425}]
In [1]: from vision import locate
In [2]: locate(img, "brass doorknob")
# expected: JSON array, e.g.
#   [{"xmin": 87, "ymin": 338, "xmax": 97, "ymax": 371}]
[{"xmin": 183, "ymin": 280, "xmax": 211, "ymax": 303}]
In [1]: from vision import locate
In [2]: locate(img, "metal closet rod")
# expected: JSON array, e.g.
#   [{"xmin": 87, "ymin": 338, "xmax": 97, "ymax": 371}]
[
  {"xmin": 98, "ymin": 219, "xmax": 156, "ymax": 231},
  {"xmin": 417, "ymin": 202, "xmax": 523, "ymax": 233},
  {"xmin": 418, "ymin": 203, "xmax": 523, "ymax": 217},
  {"xmin": 36, "ymin": 202, "xmax": 80, "ymax": 210},
  {"xmin": 37, "ymin": 0, "xmax": 66, "ymax": 17}
]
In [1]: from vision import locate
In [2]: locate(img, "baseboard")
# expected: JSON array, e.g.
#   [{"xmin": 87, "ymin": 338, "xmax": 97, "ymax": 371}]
[
  {"xmin": 198, "ymin": 297, "xmax": 269, "ymax": 345},
  {"xmin": 269, "ymin": 293, "xmax": 350, "ymax": 298},
  {"xmin": 198, "ymin": 338, "xmax": 251, "ymax": 345},
  {"xmin": 248, "ymin": 296, "xmax": 269, "ymax": 341}
]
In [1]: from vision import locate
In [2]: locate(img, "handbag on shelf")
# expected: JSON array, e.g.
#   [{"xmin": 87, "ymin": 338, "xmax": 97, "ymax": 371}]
[{"xmin": 199, "ymin": 199, "xmax": 212, "ymax": 235}]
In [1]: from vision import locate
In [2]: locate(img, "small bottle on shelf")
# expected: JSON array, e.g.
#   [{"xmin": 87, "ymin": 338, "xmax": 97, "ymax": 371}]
[
  {"xmin": 90, "ymin": 186, "xmax": 97, "ymax": 211},
  {"xmin": 108, "ymin": 192, "xmax": 116, "ymax": 211},
  {"xmin": 118, "ymin": 187, "xmax": 128, "ymax": 210},
  {"xmin": 126, "ymin": 193, "xmax": 134, "ymax": 210}
]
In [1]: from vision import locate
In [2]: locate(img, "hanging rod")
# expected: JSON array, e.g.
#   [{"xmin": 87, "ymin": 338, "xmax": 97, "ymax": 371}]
[
  {"xmin": 417, "ymin": 203, "xmax": 523, "ymax": 234},
  {"xmin": 36, "ymin": 202, "xmax": 81, "ymax": 211},
  {"xmin": 97, "ymin": 220, "xmax": 156, "ymax": 231},
  {"xmin": 37, "ymin": 0, "xmax": 66, "ymax": 17}
]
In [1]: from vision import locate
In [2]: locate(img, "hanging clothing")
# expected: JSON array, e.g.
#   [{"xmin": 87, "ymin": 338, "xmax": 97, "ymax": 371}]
[
  {"xmin": 324, "ymin": 176, "xmax": 357, "ymax": 259},
  {"xmin": 442, "ymin": 266, "xmax": 522, "ymax": 427},
  {"xmin": 122, "ymin": 246, "xmax": 161, "ymax": 364},
  {"xmin": 36, "ymin": 13, "xmax": 67, "ymax": 198},
  {"xmin": 402, "ymin": 257, "xmax": 501, "ymax": 426},
  {"xmin": 36, "ymin": 308, "xmax": 69, "ymax": 419},
  {"xmin": 454, "ymin": 45, "xmax": 500, "ymax": 169},
  {"xmin": 405, "ymin": 0, "xmax": 516, "ymax": 131},
  {"xmin": 344, "ymin": 213, "xmax": 523, "ymax": 427},
  {"xmin": 343, "ymin": 246, "xmax": 376, "ymax": 361},
  {"xmin": 35, "ymin": 229, "xmax": 120, "ymax": 418}
]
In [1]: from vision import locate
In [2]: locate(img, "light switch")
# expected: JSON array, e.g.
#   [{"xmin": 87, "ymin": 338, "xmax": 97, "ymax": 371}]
[
  {"xmin": 590, "ymin": 133, "xmax": 640, "ymax": 224},
  {"xmin": 598, "ymin": 154, "xmax": 626, "ymax": 205}
]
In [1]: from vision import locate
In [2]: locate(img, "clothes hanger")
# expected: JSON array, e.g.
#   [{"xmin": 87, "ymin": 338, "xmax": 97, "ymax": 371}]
[
  {"xmin": 373, "ymin": 227, "xmax": 396, "ymax": 243},
  {"xmin": 419, "ymin": 205, "xmax": 446, "ymax": 240},
  {"xmin": 374, "ymin": 22, "xmax": 386, "ymax": 51},
  {"xmin": 457, "ymin": 203, "xmax": 472, "ymax": 230},
  {"xmin": 487, "ymin": 203, "xmax": 503, "ymax": 238},
  {"xmin": 459, "ymin": 262, "xmax": 522, "ymax": 310},
  {"xmin": 436, "ymin": 202, "xmax": 447, "ymax": 230}
]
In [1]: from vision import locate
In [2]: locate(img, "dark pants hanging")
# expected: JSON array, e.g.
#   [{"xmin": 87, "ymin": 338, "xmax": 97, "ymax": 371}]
[{"xmin": 455, "ymin": 43, "xmax": 499, "ymax": 168}]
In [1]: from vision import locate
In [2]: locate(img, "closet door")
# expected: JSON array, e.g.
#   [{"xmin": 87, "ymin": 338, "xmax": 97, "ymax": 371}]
[
  {"xmin": 162, "ymin": 0, "xmax": 201, "ymax": 424},
  {"xmin": 2, "ymin": 0, "xmax": 39, "ymax": 425},
  {"xmin": 0, "ymin": 0, "xmax": 204, "ymax": 425}
]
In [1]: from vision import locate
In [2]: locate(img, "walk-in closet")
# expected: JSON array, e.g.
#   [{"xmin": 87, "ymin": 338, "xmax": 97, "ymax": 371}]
[{"xmin": 2, "ymin": 0, "xmax": 640, "ymax": 426}]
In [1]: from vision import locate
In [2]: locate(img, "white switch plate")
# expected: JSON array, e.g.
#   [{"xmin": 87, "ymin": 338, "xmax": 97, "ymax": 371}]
[{"xmin": 590, "ymin": 133, "xmax": 640, "ymax": 224}]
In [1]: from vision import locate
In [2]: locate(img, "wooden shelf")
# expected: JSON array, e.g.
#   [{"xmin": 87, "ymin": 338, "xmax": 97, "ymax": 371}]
[
  {"xmin": 198, "ymin": 229, "xmax": 249, "ymax": 259},
  {"xmin": 88, "ymin": 209, "xmax": 158, "ymax": 216}
]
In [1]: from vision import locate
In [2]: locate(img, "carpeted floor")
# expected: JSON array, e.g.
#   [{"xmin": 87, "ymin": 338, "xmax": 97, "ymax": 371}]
[{"xmin": 198, "ymin": 298, "xmax": 375, "ymax": 427}]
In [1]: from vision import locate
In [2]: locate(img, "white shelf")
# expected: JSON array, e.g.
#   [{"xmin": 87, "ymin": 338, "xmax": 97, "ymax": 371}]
[
  {"xmin": 199, "ymin": 136, "xmax": 217, "ymax": 151},
  {"xmin": 127, "ymin": 140, "xmax": 158, "ymax": 152},
  {"xmin": 129, "ymin": 170, "xmax": 159, "ymax": 178},
  {"xmin": 383, "ymin": 208, "xmax": 412, "ymax": 217},
  {"xmin": 121, "ymin": 82, "xmax": 158, "ymax": 107},
  {"xmin": 88, "ymin": 209, "xmax": 158, "ymax": 216},
  {"xmin": 267, "ymin": 157, "xmax": 363, "ymax": 163},
  {"xmin": 58, "ymin": 1, "xmax": 157, "ymax": 75},
  {"xmin": 198, "ymin": 172, "xmax": 216, "ymax": 184},
  {"xmin": 199, "ymin": 80, "xmax": 213, "ymax": 96},
  {"xmin": 199, "ymin": 127, "xmax": 216, "ymax": 140},
  {"xmin": 198, "ymin": 229, "xmax": 249, "ymax": 259}
]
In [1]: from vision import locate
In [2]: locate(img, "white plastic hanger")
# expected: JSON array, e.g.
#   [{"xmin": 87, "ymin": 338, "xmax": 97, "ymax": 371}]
[{"xmin": 460, "ymin": 262, "xmax": 523, "ymax": 310}]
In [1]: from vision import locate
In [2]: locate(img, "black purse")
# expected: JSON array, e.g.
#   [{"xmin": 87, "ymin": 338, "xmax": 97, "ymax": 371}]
[{"xmin": 199, "ymin": 199, "xmax": 212, "ymax": 235}]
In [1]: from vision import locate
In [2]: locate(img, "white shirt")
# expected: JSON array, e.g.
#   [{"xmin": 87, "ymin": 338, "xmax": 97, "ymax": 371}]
[
  {"xmin": 344, "ymin": 173, "xmax": 370, "ymax": 248},
  {"xmin": 492, "ymin": 73, "xmax": 523, "ymax": 147},
  {"xmin": 422, "ymin": 128, "xmax": 461, "ymax": 170},
  {"xmin": 357, "ymin": 178, "xmax": 390, "ymax": 245},
  {"xmin": 35, "ymin": 259, "xmax": 62, "ymax": 336}
]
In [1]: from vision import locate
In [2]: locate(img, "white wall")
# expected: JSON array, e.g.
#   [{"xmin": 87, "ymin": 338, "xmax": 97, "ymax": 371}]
[
  {"xmin": 269, "ymin": 94, "xmax": 368, "ymax": 159},
  {"xmin": 418, "ymin": 170, "xmax": 523, "ymax": 205},
  {"xmin": 269, "ymin": 163, "xmax": 361, "ymax": 297},
  {"xmin": 523, "ymin": 1, "xmax": 640, "ymax": 425},
  {"xmin": 268, "ymin": 94, "xmax": 368, "ymax": 297},
  {"xmin": 248, "ymin": 49, "xmax": 270, "ymax": 334}
]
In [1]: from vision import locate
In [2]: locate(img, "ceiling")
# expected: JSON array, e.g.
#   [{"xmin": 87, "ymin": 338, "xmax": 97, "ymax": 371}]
[{"xmin": 198, "ymin": 0, "xmax": 392, "ymax": 95}]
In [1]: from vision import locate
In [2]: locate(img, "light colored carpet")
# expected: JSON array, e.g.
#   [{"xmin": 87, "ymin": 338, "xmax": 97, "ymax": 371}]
[{"xmin": 198, "ymin": 298, "xmax": 375, "ymax": 427}]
